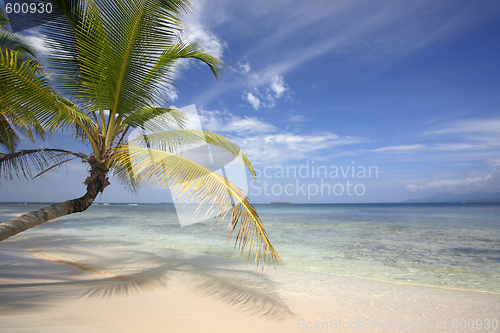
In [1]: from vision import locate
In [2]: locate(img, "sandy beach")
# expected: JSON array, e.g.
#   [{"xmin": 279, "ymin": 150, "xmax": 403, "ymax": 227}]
[
  {"xmin": 1, "ymin": 242, "xmax": 499, "ymax": 333},
  {"xmin": 2, "ymin": 0, "xmax": 500, "ymax": 330}
]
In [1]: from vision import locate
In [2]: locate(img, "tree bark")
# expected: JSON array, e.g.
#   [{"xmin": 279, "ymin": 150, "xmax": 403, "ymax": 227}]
[{"xmin": 0, "ymin": 165, "xmax": 110, "ymax": 241}]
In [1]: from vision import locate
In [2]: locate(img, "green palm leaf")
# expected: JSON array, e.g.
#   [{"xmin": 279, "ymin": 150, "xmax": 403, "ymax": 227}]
[
  {"xmin": 130, "ymin": 129, "xmax": 256, "ymax": 177},
  {"xmin": 0, "ymin": 0, "xmax": 280, "ymax": 266},
  {"xmin": 0, "ymin": 8, "xmax": 36, "ymax": 58},
  {"xmin": 121, "ymin": 107, "xmax": 188, "ymax": 131},
  {"xmin": 43, "ymin": 0, "xmax": 223, "ymax": 149},
  {"xmin": 114, "ymin": 145, "xmax": 280, "ymax": 266},
  {"xmin": 0, "ymin": 49, "xmax": 100, "ymax": 153},
  {"xmin": 0, "ymin": 148, "xmax": 86, "ymax": 180},
  {"xmin": 0, "ymin": 114, "xmax": 18, "ymax": 152},
  {"xmin": 133, "ymin": 41, "xmax": 224, "ymax": 102},
  {"xmin": 0, "ymin": 49, "xmax": 93, "ymax": 128}
]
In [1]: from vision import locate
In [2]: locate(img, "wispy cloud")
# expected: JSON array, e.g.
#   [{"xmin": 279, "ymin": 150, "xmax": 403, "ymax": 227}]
[
  {"xmin": 237, "ymin": 62, "xmax": 251, "ymax": 74},
  {"xmin": 423, "ymin": 117, "xmax": 500, "ymax": 152},
  {"xmin": 405, "ymin": 159, "xmax": 500, "ymax": 193},
  {"xmin": 181, "ymin": 1, "xmax": 227, "ymax": 59},
  {"xmin": 199, "ymin": 111, "xmax": 343, "ymax": 164},
  {"xmin": 425, "ymin": 118, "xmax": 500, "ymax": 135},
  {"xmin": 433, "ymin": 143, "xmax": 479, "ymax": 151},
  {"xmin": 199, "ymin": 108, "xmax": 367, "ymax": 163},
  {"xmin": 270, "ymin": 75, "xmax": 287, "ymax": 98},
  {"xmin": 238, "ymin": 133, "xmax": 367, "ymax": 163},
  {"xmin": 241, "ymin": 1, "xmax": 495, "ymax": 86},
  {"xmin": 186, "ymin": 0, "xmax": 500, "ymax": 106},
  {"xmin": 373, "ymin": 144, "xmax": 425, "ymax": 153},
  {"xmin": 242, "ymin": 75, "xmax": 290, "ymax": 110},
  {"xmin": 24, "ymin": 32, "xmax": 50, "ymax": 55},
  {"xmin": 163, "ymin": 87, "xmax": 179, "ymax": 102},
  {"xmin": 372, "ymin": 117, "xmax": 500, "ymax": 156},
  {"xmin": 244, "ymin": 92, "xmax": 261, "ymax": 110},
  {"xmin": 199, "ymin": 109, "xmax": 276, "ymax": 134},
  {"xmin": 288, "ymin": 115, "xmax": 307, "ymax": 122}
]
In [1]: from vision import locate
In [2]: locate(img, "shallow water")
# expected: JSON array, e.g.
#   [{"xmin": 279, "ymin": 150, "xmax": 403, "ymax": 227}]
[{"xmin": 1, "ymin": 202, "xmax": 499, "ymax": 293}]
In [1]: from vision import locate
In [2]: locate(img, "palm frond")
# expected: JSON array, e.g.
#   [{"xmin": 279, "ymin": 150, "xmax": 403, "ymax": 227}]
[
  {"xmin": 159, "ymin": 41, "xmax": 224, "ymax": 81},
  {"xmin": 130, "ymin": 129, "xmax": 256, "ymax": 178},
  {"xmin": 0, "ymin": 48, "xmax": 99, "ymax": 153},
  {"xmin": 41, "ymin": 1, "xmax": 219, "ymax": 143},
  {"xmin": 0, "ymin": 50, "xmax": 45, "ymax": 150},
  {"xmin": 133, "ymin": 41, "xmax": 224, "ymax": 106},
  {"xmin": 0, "ymin": 9, "xmax": 9, "ymax": 30},
  {"xmin": 110, "ymin": 145, "xmax": 141, "ymax": 192},
  {"xmin": 121, "ymin": 107, "xmax": 188, "ymax": 132},
  {"xmin": 0, "ymin": 30, "xmax": 37, "ymax": 58},
  {"xmin": 0, "ymin": 148, "xmax": 87, "ymax": 180},
  {"xmin": 114, "ymin": 145, "xmax": 280, "ymax": 266},
  {"xmin": 42, "ymin": 0, "xmax": 85, "ymax": 91},
  {"xmin": 0, "ymin": 6, "xmax": 36, "ymax": 57},
  {"xmin": 101, "ymin": 0, "xmax": 195, "ymax": 146},
  {"xmin": 0, "ymin": 49, "xmax": 90, "ymax": 127},
  {"xmin": 0, "ymin": 113, "xmax": 18, "ymax": 152},
  {"xmin": 33, "ymin": 156, "xmax": 77, "ymax": 178}
]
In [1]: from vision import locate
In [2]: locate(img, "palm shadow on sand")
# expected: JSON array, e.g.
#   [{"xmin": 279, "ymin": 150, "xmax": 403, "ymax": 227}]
[{"xmin": 0, "ymin": 236, "xmax": 294, "ymax": 321}]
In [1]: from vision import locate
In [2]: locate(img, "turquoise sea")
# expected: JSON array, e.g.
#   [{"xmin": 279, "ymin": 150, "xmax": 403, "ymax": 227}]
[{"xmin": 1, "ymin": 202, "xmax": 499, "ymax": 293}]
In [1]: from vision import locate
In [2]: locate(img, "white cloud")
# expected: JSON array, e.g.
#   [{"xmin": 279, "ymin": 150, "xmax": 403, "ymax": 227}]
[
  {"xmin": 404, "ymin": 184, "xmax": 420, "ymax": 192},
  {"xmin": 253, "ymin": 1, "xmax": 494, "ymax": 80},
  {"xmin": 423, "ymin": 117, "xmax": 500, "ymax": 152},
  {"xmin": 181, "ymin": 1, "xmax": 226, "ymax": 59},
  {"xmin": 289, "ymin": 115, "xmax": 307, "ymax": 122},
  {"xmin": 433, "ymin": 143, "xmax": 478, "ymax": 151},
  {"xmin": 199, "ymin": 108, "xmax": 367, "ymax": 163},
  {"xmin": 24, "ymin": 34, "xmax": 50, "ymax": 55},
  {"xmin": 237, "ymin": 132, "xmax": 367, "ymax": 163},
  {"xmin": 200, "ymin": 109, "xmax": 276, "ymax": 134},
  {"xmin": 425, "ymin": 118, "xmax": 500, "ymax": 135},
  {"xmin": 238, "ymin": 62, "xmax": 251, "ymax": 73},
  {"xmin": 21, "ymin": 28, "xmax": 58, "ymax": 57},
  {"xmin": 179, "ymin": 1, "xmax": 500, "ymax": 106},
  {"xmin": 244, "ymin": 92, "xmax": 261, "ymax": 110},
  {"xmin": 242, "ymin": 75, "xmax": 290, "ymax": 109},
  {"xmin": 405, "ymin": 158, "xmax": 500, "ymax": 193},
  {"xmin": 373, "ymin": 144, "xmax": 425, "ymax": 153},
  {"xmin": 183, "ymin": 25, "xmax": 226, "ymax": 59},
  {"xmin": 227, "ymin": 117, "xmax": 276, "ymax": 133},
  {"xmin": 163, "ymin": 87, "xmax": 179, "ymax": 102},
  {"xmin": 369, "ymin": 118, "xmax": 500, "ymax": 157},
  {"xmin": 270, "ymin": 75, "xmax": 287, "ymax": 98}
]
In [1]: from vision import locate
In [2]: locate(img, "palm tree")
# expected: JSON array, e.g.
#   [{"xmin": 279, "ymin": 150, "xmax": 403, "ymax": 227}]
[
  {"xmin": 0, "ymin": 8, "xmax": 46, "ymax": 152},
  {"xmin": 0, "ymin": 0, "xmax": 280, "ymax": 266}
]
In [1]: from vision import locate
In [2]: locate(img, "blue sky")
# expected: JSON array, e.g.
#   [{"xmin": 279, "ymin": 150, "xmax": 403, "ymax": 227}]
[{"xmin": 1, "ymin": 0, "xmax": 500, "ymax": 203}]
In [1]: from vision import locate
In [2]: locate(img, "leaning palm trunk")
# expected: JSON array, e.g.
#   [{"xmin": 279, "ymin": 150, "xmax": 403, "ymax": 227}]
[{"xmin": 0, "ymin": 165, "xmax": 109, "ymax": 241}]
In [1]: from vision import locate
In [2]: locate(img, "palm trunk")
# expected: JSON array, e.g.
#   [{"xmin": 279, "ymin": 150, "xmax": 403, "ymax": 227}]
[{"xmin": 0, "ymin": 167, "xmax": 110, "ymax": 241}]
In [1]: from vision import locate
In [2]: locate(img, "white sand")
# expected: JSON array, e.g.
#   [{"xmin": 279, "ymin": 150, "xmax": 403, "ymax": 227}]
[{"xmin": 1, "ymin": 242, "xmax": 499, "ymax": 333}]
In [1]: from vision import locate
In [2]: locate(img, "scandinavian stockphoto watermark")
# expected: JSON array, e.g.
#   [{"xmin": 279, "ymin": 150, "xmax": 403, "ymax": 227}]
[
  {"xmin": 249, "ymin": 161, "xmax": 379, "ymax": 200},
  {"xmin": 127, "ymin": 104, "xmax": 249, "ymax": 227},
  {"xmin": 297, "ymin": 318, "xmax": 499, "ymax": 331}
]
